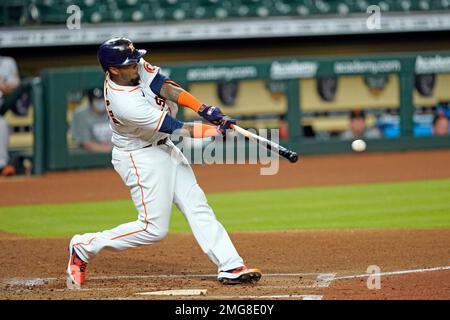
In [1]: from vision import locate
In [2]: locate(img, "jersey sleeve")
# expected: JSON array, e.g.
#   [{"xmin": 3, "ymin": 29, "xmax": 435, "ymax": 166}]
[
  {"xmin": 138, "ymin": 59, "xmax": 170, "ymax": 95},
  {"xmin": 158, "ymin": 114, "xmax": 183, "ymax": 134}
]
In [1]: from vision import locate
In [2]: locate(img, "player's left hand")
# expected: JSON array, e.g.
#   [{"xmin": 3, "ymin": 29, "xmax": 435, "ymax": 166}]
[
  {"xmin": 198, "ymin": 104, "xmax": 225, "ymax": 125},
  {"xmin": 218, "ymin": 116, "xmax": 236, "ymax": 136}
]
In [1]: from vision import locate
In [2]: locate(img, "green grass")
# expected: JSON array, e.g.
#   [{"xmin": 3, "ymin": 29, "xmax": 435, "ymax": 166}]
[{"xmin": 1, "ymin": 179, "xmax": 449, "ymax": 237}]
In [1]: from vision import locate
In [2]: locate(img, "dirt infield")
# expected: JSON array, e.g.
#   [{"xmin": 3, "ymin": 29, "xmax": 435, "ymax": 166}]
[
  {"xmin": 1, "ymin": 149, "xmax": 450, "ymax": 300},
  {"xmin": 1, "ymin": 230, "xmax": 449, "ymax": 300}
]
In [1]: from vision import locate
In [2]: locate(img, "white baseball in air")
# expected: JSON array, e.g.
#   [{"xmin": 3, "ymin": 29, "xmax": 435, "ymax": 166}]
[{"xmin": 351, "ymin": 139, "xmax": 367, "ymax": 152}]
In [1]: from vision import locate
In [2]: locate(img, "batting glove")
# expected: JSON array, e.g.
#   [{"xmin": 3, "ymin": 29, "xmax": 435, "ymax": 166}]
[
  {"xmin": 198, "ymin": 104, "xmax": 225, "ymax": 125},
  {"xmin": 218, "ymin": 116, "xmax": 236, "ymax": 136}
]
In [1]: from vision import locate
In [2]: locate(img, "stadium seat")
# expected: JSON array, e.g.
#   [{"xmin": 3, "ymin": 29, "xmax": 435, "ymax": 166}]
[
  {"xmin": 109, "ymin": 3, "xmax": 154, "ymax": 23},
  {"xmin": 80, "ymin": 3, "xmax": 109, "ymax": 23},
  {"xmin": 1, "ymin": 0, "xmax": 27, "ymax": 26},
  {"xmin": 34, "ymin": 1, "xmax": 68, "ymax": 25},
  {"xmin": 229, "ymin": 0, "xmax": 274, "ymax": 18}
]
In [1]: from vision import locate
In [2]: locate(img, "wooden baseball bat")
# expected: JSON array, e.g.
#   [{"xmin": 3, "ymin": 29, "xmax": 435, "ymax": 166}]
[{"xmin": 231, "ymin": 124, "xmax": 299, "ymax": 163}]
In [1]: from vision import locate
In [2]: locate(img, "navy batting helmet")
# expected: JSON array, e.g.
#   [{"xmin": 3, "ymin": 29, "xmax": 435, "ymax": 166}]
[{"xmin": 97, "ymin": 37, "xmax": 147, "ymax": 72}]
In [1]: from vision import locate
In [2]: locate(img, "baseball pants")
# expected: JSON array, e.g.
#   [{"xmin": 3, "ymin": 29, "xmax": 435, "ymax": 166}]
[{"xmin": 72, "ymin": 140, "xmax": 244, "ymax": 272}]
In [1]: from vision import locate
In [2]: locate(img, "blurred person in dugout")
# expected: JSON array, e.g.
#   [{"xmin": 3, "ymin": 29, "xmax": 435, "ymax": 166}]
[
  {"xmin": 432, "ymin": 110, "xmax": 449, "ymax": 136},
  {"xmin": 0, "ymin": 54, "xmax": 20, "ymax": 177},
  {"xmin": 340, "ymin": 109, "xmax": 381, "ymax": 140},
  {"xmin": 71, "ymin": 87, "xmax": 113, "ymax": 152}
]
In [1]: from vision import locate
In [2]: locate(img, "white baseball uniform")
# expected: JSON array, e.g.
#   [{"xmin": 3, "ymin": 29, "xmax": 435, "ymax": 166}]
[{"xmin": 71, "ymin": 59, "xmax": 244, "ymax": 273}]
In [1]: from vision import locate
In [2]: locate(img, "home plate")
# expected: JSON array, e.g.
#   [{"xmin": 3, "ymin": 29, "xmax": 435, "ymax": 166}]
[{"xmin": 135, "ymin": 289, "xmax": 207, "ymax": 296}]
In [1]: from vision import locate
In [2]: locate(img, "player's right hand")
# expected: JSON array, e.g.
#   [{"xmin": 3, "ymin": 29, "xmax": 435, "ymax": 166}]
[
  {"xmin": 218, "ymin": 116, "xmax": 236, "ymax": 136},
  {"xmin": 198, "ymin": 104, "xmax": 226, "ymax": 125}
]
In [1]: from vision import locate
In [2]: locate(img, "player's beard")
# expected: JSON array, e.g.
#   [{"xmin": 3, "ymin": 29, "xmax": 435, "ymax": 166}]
[{"xmin": 130, "ymin": 74, "xmax": 140, "ymax": 86}]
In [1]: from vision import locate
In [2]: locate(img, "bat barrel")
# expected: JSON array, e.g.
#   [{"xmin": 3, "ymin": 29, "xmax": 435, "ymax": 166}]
[{"xmin": 232, "ymin": 124, "xmax": 299, "ymax": 163}]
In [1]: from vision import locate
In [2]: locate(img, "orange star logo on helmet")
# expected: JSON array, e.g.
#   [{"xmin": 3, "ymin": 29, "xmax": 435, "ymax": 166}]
[{"xmin": 128, "ymin": 43, "xmax": 135, "ymax": 52}]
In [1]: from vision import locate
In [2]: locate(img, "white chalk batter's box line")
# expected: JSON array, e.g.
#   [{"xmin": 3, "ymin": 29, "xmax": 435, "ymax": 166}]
[
  {"xmin": 5, "ymin": 266, "xmax": 450, "ymax": 285},
  {"xmin": 43, "ymin": 265, "xmax": 450, "ymax": 282}
]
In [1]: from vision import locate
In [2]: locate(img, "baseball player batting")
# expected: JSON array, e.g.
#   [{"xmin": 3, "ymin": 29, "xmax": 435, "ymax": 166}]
[{"xmin": 66, "ymin": 37, "xmax": 262, "ymax": 289}]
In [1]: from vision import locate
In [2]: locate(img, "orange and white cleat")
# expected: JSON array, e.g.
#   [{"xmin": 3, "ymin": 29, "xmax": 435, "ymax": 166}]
[
  {"xmin": 218, "ymin": 266, "xmax": 262, "ymax": 285},
  {"xmin": 66, "ymin": 237, "xmax": 87, "ymax": 290}
]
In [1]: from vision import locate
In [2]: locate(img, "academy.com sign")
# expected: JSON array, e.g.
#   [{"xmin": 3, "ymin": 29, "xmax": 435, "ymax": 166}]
[
  {"xmin": 270, "ymin": 61, "xmax": 318, "ymax": 79},
  {"xmin": 186, "ymin": 66, "xmax": 258, "ymax": 81},
  {"xmin": 334, "ymin": 60, "xmax": 401, "ymax": 74},
  {"xmin": 415, "ymin": 55, "xmax": 450, "ymax": 74}
]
